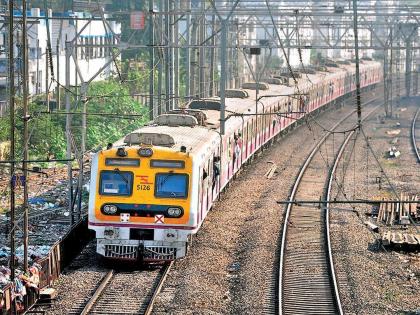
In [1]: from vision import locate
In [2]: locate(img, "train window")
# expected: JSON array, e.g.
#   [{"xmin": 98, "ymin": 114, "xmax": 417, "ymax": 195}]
[
  {"xmin": 99, "ymin": 170, "xmax": 133, "ymax": 196},
  {"xmin": 155, "ymin": 173, "xmax": 189, "ymax": 198}
]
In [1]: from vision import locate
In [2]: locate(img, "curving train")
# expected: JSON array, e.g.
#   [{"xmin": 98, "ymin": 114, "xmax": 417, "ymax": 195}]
[{"xmin": 88, "ymin": 60, "xmax": 382, "ymax": 262}]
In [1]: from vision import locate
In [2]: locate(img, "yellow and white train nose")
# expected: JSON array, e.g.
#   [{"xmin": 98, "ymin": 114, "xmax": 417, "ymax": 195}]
[{"xmin": 88, "ymin": 144, "xmax": 196, "ymax": 262}]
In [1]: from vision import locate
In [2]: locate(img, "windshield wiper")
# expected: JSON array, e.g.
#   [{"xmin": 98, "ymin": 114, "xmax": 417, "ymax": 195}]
[
  {"xmin": 158, "ymin": 173, "xmax": 173, "ymax": 188},
  {"xmin": 114, "ymin": 168, "xmax": 129, "ymax": 184}
]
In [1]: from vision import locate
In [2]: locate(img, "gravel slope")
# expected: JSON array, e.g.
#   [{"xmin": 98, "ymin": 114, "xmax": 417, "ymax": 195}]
[{"xmin": 330, "ymin": 97, "xmax": 420, "ymax": 315}]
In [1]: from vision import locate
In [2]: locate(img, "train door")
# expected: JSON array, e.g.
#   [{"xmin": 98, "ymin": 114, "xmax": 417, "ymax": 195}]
[
  {"xmin": 206, "ymin": 157, "xmax": 213, "ymax": 211},
  {"xmin": 246, "ymin": 120, "xmax": 251, "ymax": 158},
  {"xmin": 212, "ymin": 147, "xmax": 221, "ymax": 200},
  {"xmin": 200, "ymin": 160, "xmax": 210, "ymax": 220}
]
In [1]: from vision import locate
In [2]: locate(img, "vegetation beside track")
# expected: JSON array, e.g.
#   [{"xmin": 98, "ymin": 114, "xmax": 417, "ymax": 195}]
[{"xmin": 0, "ymin": 76, "xmax": 148, "ymax": 164}]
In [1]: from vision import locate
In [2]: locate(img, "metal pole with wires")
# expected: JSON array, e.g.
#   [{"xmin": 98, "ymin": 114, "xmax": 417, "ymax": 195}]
[
  {"xmin": 8, "ymin": 0, "xmax": 16, "ymax": 282},
  {"xmin": 65, "ymin": 41, "xmax": 74, "ymax": 226},
  {"xmin": 352, "ymin": 0, "xmax": 362, "ymax": 126},
  {"xmin": 149, "ymin": 0, "xmax": 155, "ymax": 119},
  {"xmin": 22, "ymin": 0, "xmax": 30, "ymax": 272},
  {"xmin": 220, "ymin": 19, "xmax": 227, "ymax": 135}
]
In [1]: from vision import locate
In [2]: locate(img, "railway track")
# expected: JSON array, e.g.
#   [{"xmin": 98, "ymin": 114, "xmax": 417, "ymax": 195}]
[
  {"xmin": 76, "ymin": 262, "xmax": 173, "ymax": 315},
  {"xmin": 278, "ymin": 102, "xmax": 381, "ymax": 315},
  {"xmin": 411, "ymin": 106, "xmax": 420, "ymax": 163}
]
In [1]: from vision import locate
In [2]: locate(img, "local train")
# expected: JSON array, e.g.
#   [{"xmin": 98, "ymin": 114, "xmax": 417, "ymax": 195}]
[{"xmin": 88, "ymin": 60, "xmax": 382, "ymax": 262}]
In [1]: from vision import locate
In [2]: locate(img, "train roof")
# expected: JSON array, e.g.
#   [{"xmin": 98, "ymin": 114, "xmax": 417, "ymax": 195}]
[{"xmin": 114, "ymin": 60, "xmax": 381, "ymax": 158}]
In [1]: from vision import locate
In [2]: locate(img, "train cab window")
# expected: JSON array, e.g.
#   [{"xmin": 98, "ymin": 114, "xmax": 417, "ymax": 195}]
[
  {"xmin": 155, "ymin": 173, "xmax": 188, "ymax": 198},
  {"xmin": 99, "ymin": 170, "xmax": 133, "ymax": 196}
]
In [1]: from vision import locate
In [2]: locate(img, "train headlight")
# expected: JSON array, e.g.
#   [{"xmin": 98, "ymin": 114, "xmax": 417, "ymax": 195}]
[
  {"xmin": 116, "ymin": 147, "xmax": 127, "ymax": 157},
  {"xmin": 103, "ymin": 204, "xmax": 118, "ymax": 215},
  {"xmin": 138, "ymin": 147, "xmax": 153, "ymax": 157},
  {"xmin": 167, "ymin": 207, "xmax": 182, "ymax": 217}
]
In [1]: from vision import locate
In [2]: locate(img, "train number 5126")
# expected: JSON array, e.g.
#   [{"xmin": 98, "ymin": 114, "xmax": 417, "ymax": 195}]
[{"xmin": 137, "ymin": 184, "xmax": 151, "ymax": 191}]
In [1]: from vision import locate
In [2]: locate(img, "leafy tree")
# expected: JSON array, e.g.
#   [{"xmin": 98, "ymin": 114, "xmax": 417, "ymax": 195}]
[{"xmin": 83, "ymin": 79, "xmax": 148, "ymax": 150}]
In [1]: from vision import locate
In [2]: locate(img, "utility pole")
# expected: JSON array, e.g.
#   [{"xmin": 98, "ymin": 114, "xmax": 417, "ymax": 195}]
[
  {"xmin": 65, "ymin": 41, "xmax": 74, "ymax": 226},
  {"xmin": 157, "ymin": 0, "xmax": 163, "ymax": 115},
  {"xmin": 8, "ymin": 0, "xmax": 16, "ymax": 283},
  {"xmin": 185, "ymin": 0, "xmax": 191, "ymax": 99},
  {"xmin": 199, "ymin": 0, "xmax": 205, "ymax": 98},
  {"xmin": 220, "ymin": 19, "xmax": 227, "ymax": 135},
  {"xmin": 149, "ymin": 0, "xmax": 154, "ymax": 119},
  {"xmin": 174, "ymin": 1, "xmax": 179, "ymax": 108},
  {"xmin": 169, "ymin": 0, "xmax": 175, "ymax": 110},
  {"xmin": 352, "ymin": 0, "xmax": 362, "ymax": 126},
  {"xmin": 164, "ymin": 0, "xmax": 170, "ymax": 112},
  {"xmin": 209, "ymin": 14, "xmax": 216, "ymax": 96},
  {"xmin": 22, "ymin": 0, "xmax": 29, "ymax": 272}
]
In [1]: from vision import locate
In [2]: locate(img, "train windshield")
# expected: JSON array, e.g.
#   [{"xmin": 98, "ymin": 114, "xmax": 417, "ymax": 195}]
[
  {"xmin": 155, "ymin": 173, "xmax": 188, "ymax": 198},
  {"xmin": 99, "ymin": 170, "xmax": 133, "ymax": 196}
]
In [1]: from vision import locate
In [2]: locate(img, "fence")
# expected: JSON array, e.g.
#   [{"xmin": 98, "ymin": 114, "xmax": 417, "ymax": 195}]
[{"xmin": 0, "ymin": 218, "xmax": 92, "ymax": 314}]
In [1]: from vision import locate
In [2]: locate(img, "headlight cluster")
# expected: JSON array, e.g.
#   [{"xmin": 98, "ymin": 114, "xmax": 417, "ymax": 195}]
[
  {"xmin": 138, "ymin": 147, "xmax": 153, "ymax": 157},
  {"xmin": 167, "ymin": 207, "xmax": 182, "ymax": 217},
  {"xmin": 103, "ymin": 204, "xmax": 118, "ymax": 214}
]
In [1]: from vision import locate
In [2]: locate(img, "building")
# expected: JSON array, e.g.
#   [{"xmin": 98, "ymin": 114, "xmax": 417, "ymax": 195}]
[{"xmin": 0, "ymin": 7, "xmax": 121, "ymax": 100}]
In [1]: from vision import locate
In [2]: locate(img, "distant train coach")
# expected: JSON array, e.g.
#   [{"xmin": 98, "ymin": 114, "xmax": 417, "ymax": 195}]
[{"xmin": 88, "ymin": 60, "xmax": 382, "ymax": 262}]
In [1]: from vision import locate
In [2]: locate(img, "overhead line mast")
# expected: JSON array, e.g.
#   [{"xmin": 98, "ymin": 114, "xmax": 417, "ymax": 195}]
[
  {"xmin": 352, "ymin": 0, "xmax": 362, "ymax": 127},
  {"xmin": 22, "ymin": 0, "xmax": 30, "ymax": 272},
  {"xmin": 8, "ymin": 0, "xmax": 15, "ymax": 283}
]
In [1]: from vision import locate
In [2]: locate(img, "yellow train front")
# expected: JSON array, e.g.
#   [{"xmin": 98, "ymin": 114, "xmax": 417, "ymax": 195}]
[{"xmin": 88, "ymin": 131, "xmax": 200, "ymax": 262}]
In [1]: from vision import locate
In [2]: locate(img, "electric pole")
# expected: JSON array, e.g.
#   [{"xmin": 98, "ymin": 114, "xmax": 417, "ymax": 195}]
[
  {"xmin": 149, "ymin": 0, "xmax": 154, "ymax": 119},
  {"xmin": 8, "ymin": 0, "xmax": 16, "ymax": 282},
  {"xmin": 22, "ymin": 0, "xmax": 30, "ymax": 272},
  {"xmin": 65, "ymin": 41, "xmax": 74, "ymax": 226},
  {"xmin": 352, "ymin": 0, "xmax": 362, "ymax": 126}
]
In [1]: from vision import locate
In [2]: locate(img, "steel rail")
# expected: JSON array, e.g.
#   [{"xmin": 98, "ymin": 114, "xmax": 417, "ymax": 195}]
[
  {"xmin": 77, "ymin": 262, "xmax": 172, "ymax": 315},
  {"xmin": 324, "ymin": 104, "xmax": 382, "ymax": 315},
  {"xmin": 411, "ymin": 107, "xmax": 420, "ymax": 163},
  {"xmin": 278, "ymin": 99, "xmax": 380, "ymax": 314},
  {"xmin": 80, "ymin": 269, "xmax": 114, "ymax": 315},
  {"xmin": 144, "ymin": 261, "xmax": 174, "ymax": 315}
]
